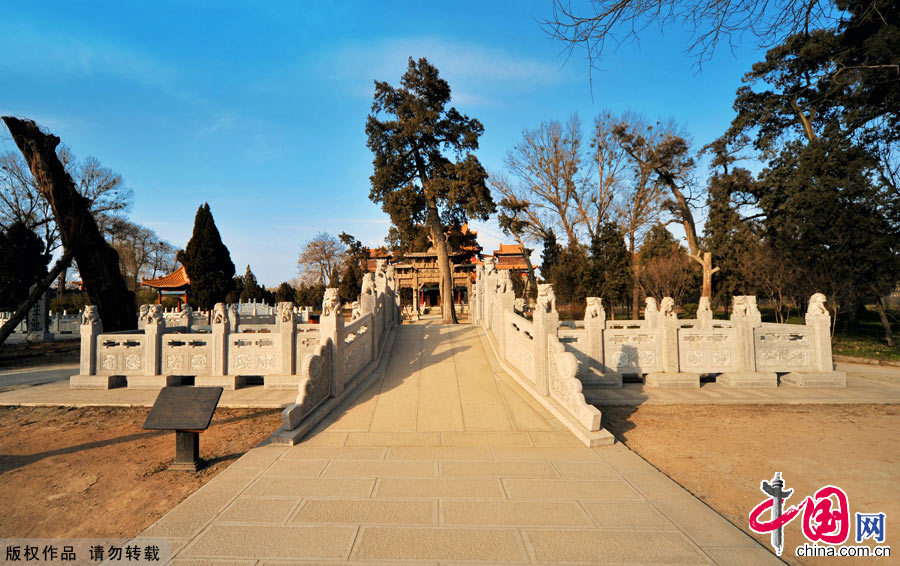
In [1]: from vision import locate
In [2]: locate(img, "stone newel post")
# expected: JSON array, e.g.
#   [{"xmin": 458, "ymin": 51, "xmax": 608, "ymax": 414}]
[
  {"xmin": 320, "ymin": 289, "xmax": 344, "ymax": 395},
  {"xmin": 143, "ymin": 304, "xmax": 164, "ymax": 377},
  {"xmin": 532, "ymin": 284, "xmax": 559, "ymax": 396},
  {"xmin": 718, "ymin": 295, "xmax": 777, "ymax": 387},
  {"xmin": 210, "ymin": 303, "xmax": 230, "ymax": 377},
  {"xmin": 78, "ymin": 306, "xmax": 101, "ymax": 376},
  {"xmin": 276, "ymin": 302, "xmax": 297, "ymax": 376},
  {"xmin": 782, "ymin": 293, "xmax": 846, "ymax": 386},
  {"xmin": 495, "ymin": 270, "xmax": 515, "ymax": 356}
]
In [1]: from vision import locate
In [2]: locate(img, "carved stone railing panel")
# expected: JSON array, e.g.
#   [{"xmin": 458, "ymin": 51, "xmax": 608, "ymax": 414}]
[
  {"xmin": 754, "ymin": 326, "xmax": 815, "ymax": 372},
  {"xmin": 677, "ymin": 328, "xmax": 739, "ymax": 373},
  {"xmin": 603, "ymin": 329, "xmax": 663, "ymax": 374},
  {"xmin": 504, "ymin": 311, "xmax": 535, "ymax": 381},
  {"xmin": 558, "ymin": 327, "xmax": 592, "ymax": 378},
  {"xmin": 162, "ymin": 333, "xmax": 213, "ymax": 376},
  {"xmin": 95, "ymin": 334, "xmax": 146, "ymax": 376},
  {"xmin": 228, "ymin": 332, "xmax": 283, "ymax": 375}
]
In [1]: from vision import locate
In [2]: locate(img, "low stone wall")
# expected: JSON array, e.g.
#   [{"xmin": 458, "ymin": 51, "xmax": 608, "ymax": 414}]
[
  {"xmin": 473, "ymin": 262, "xmax": 845, "ymax": 391},
  {"xmin": 270, "ymin": 261, "xmax": 400, "ymax": 444},
  {"xmin": 72, "ymin": 300, "xmax": 324, "ymax": 391},
  {"xmin": 473, "ymin": 264, "xmax": 613, "ymax": 447}
]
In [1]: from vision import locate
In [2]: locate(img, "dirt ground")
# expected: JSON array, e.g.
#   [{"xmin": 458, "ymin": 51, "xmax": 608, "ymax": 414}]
[
  {"xmin": 602, "ymin": 404, "xmax": 899, "ymax": 565},
  {"xmin": 0, "ymin": 340, "xmax": 79, "ymax": 369},
  {"xmin": 0, "ymin": 406, "xmax": 281, "ymax": 538}
]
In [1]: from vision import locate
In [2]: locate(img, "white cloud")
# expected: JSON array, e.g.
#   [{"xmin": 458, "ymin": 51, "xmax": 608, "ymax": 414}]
[{"xmin": 319, "ymin": 36, "xmax": 574, "ymax": 106}]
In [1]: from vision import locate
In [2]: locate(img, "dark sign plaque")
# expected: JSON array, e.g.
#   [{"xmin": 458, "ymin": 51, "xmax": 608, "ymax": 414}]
[
  {"xmin": 143, "ymin": 386, "xmax": 223, "ymax": 431},
  {"xmin": 143, "ymin": 386, "xmax": 223, "ymax": 471}
]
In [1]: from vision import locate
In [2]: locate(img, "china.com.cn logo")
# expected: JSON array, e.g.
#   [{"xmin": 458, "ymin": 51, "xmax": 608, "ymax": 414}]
[{"xmin": 748, "ymin": 472, "xmax": 887, "ymax": 557}]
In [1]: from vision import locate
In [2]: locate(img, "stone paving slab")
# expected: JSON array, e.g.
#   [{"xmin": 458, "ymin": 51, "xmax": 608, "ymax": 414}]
[{"xmin": 135, "ymin": 323, "xmax": 781, "ymax": 564}]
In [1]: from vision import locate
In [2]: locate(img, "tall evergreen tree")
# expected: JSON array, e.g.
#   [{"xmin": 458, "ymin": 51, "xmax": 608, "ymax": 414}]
[
  {"xmin": 0, "ymin": 221, "xmax": 50, "ymax": 309},
  {"xmin": 540, "ymin": 229, "xmax": 560, "ymax": 282},
  {"xmin": 588, "ymin": 222, "xmax": 631, "ymax": 315},
  {"xmin": 239, "ymin": 265, "xmax": 262, "ymax": 301},
  {"xmin": 275, "ymin": 282, "xmax": 296, "ymax": 304},
  {"xmin": 338, "ymin": 232, "xmax": 367, "ymax": 303},
  {"xmin": 178, "ymin": 203, "xmax": 235, "ymax": 309},
  {"xmin": 366, "ymin": 57, "xmax": 494, "ymax": 324}
]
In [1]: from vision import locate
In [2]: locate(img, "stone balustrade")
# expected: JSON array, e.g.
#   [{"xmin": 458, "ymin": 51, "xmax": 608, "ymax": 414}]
[
  {"xmin": 473, "ymin": 262, "xmax": 845, "ymax": 392},
  {"xmin": 70, "ymin": 275, "xmax": 397, "ymax": 392},
  {"xmin": 473, "ymin": 262, "xmax": 613, "ymax": 447},
  {"xmin": 271, "ymin": 261, "xmax": 400, "ymax": 444}
]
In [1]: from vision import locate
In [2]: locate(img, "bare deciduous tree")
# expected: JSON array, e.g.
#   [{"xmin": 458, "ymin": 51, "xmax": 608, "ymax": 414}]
[
  {"xmin": 544, "ymin": 0, "xmax": 834, "ymax": 70},
  {"xmin": 298, "ymin": 232, "xmax": 346, "ymax": 287},
  {"xmin": 104, "ymin": 218, "xmax": 176, "ymax": 291}
]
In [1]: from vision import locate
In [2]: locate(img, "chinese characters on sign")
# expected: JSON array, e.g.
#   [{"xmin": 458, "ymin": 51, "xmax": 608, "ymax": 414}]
[{"xmin": 749, "ymin": 473, "xmax": 890, "ymax": 558}]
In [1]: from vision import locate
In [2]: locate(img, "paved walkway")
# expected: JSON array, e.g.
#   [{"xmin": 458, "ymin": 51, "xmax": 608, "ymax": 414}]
[{"xmin": 137, "ymin": 323, "xmax": 778, "ymax": 564}]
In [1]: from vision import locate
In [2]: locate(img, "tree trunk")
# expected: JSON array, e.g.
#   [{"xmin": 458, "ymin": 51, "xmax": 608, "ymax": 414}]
[
  {"xmin": 0, "ymin": 250, "xmax": 74, "ymax": 346},
  {"xmin": 425, "ymin": 203, "xmax": 458, "ymax": 324},
  {"xmin": 629, "ymin": 232, "xmax": 639, "ymax": 319},
  {"xmin": 873, "ymin": 293, "xmax": 895, "ymax": 347},
  {"xmin": 696, "ymin": 251, "xmax": 719, "ymax": 300},
  {"xmin": 2, "ymin": 117, "xmax": 136, "ymax": 332}
]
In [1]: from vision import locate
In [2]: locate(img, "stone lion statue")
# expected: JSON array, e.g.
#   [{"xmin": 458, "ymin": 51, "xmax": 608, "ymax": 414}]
[
  {"xmin": 81, "ymin": 305, "xmax": 99, "ymax": 325},
  {"xmin": 375, "ymin": 259, "xmax": 387, "ymax": 278},
  {"xmin": 536, "ymin": 284, "xmax": 557, "ymax": 313},
  {"xmin": 322, "ymin": 288, "xmax": 340, "ymax": 317},
  {"xmin": 732, "ymin": 295, "xmax": 758, "ymax": 317},
  {"xmin": 497, "ymin": 270, "xmax": 513, "ymax": 293},
  {"xmin": 485, "ymin": 258, "xmax": 497, "ymax": 276},
  {"xmin": 138, "ymin": 304, "xmax": 149, "ymax": 321},
  {"xmin": 585, "ymin": 297, "xmax": 605, "ymax": 321},
  {"xmin": 807, "ymin": 293, "xmax": 828, "ymax": 316},
  {"xmin": 350, "ymin": 300, "xmax": 361, "ymax": 321},
  {"xmin": 659, "ymin": 297, "xmax": 676, "ymax": 319},
  {"xmin": 360, "ymin": 273, "xmax": 375, "ymax": 296},
  {"xmin": 144, "ymin": 304, "xmax": 164, "ymax": 324},
  {"xmin": 212, "ymin": 303, "xmax": 227, "ymax": 324}
]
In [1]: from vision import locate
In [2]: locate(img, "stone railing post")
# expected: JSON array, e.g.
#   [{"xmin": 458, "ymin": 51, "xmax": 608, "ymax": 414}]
[
  {"xmin": 143, "ymin": 306, "xmax": 164, "ymax": 377},
  {"xmin": 211, "ymin": 303, "xmax": 230, "ymax": 377},
  {"xmin": 320, "ymin": 289, "xmax": 344, "ymax": 395},
  {"xmin": 276, "ymin": 302, "xmax": 297, "ymax": 376},
  {"xmin": 646, "ymin": 297, "xmax": 700, "ymax": 388},
  {"xmin": 532, "ymin": 284, "xmax": 559, "ymax": 396},
  {"xmin": 79, "ymin": 307, "xmax": 101, "ymax": 376},
  {"xmin": 696, "ymin": 296, "xmax": 712, "ymax": 330},
  {"xmin": 782, "ymin": 293, "xmax": 846, "ymax": 386},
  {"xmin": 719, "ymin": 295, "xmax": 776, "ymax": 387}
]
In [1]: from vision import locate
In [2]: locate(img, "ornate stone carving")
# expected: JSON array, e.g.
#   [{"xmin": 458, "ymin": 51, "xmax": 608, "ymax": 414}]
[
  {"xmin": 497, "ymin": 270, "xmax": 513, "ymax": 293},
  {"xmin": 360, "ymin": 273, "xmax": 375, "ymax": 297},
  {"xmin": 697, "ymin": 296, "xmax": 712, "ymax": 321},
  {"xmin": 142, "ymin": 304, "xmax": 164, "ymax": 325},
  {"xmin": 585, "ymin": 297, "xmax": 605, "ymax": 321},
  {"xmin": 659, "ymin": 297, "xmax": 676, "ymax": 320},
  {"xmin": 547, "ymin": 338, "xmax": 601, "ymax": 431},
  {"xmin": 82, "ymin": 305, "xmax": 99, "ymax": 325},
  {"xmin": 807, "ymin": 293, "xmax": 828, "ymax": 316},
  {"xmin": 190, "ymin": 354, "xmax": 207, "ymax": 370},
  {"xmin": 536, "ymin": 284, "xmax": 557, "ymax": 313},
  {"xmin": 485, "ymin": 258, "xmax": 497, "ymax": 276},
  {"xmin": 167, "ymin": 354, "xmax": 182, "ymax": 370},
  {"xmin": 350, "ymin": 301, "xmax": 361, "ymax": 321},
  {"xmin": 213, "ymin": 303, "xmax": 227, "ymax": 324},
  {"xmin": 278, "ymin": 301, "xmax": 293, "ymax": 323},
  {"xmin": 322, "ymin": 289, "xmax": 340, "ymax": 317},
  {"xmin": 732, "ymin": 295, "xmax": 759, "ymax": 317},
  {"xmin": 101, "ymin": 354, "xmax": 116, "ymax": 370},
  {"xmin": 138, "ymin": 304, "xmax": 149, "ymax": 321}
]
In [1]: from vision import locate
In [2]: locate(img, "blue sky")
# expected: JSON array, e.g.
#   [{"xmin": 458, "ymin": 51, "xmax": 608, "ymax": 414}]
[{"xmin": 1, "ymin": 1, "xmax": 765, "ymax": 285}]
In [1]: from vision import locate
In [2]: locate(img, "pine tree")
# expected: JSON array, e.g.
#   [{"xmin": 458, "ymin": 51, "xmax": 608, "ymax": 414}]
[
  {"xmin": 540, "ymin": 230, "xmax": 560, "ymax": 282},
  {"xmin": 0, "ymin": 221, "xmax": 50, "ymax": 309},
  {"xmin": 240, "ymin": 265, "xmax": 262, "ymax": 302},
  {"xmin": 366, "ymin": 57, "xmax": 494, "ymax": 324},
  {"xmin": 178, "ymin": 203, "xmax": 235, "ymax": 309},
  {"xmin": 588, "ymin": 222, "xmax": 631, "ymax": 315},
  {"xmin": 275, "ymin": 282, "xmax": 296, "ymax": 304}
]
